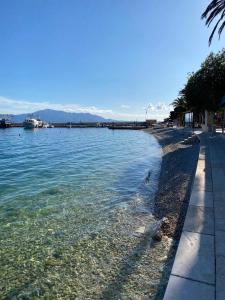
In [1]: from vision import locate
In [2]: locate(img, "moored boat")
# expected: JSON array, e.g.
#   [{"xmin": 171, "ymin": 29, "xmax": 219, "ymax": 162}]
[
  {"xmin": 0, "ymin": 118, "xmax": 11, "ymax": 128},
  {"xmin": 23, "ymin": 118, "xmax": 41, "ymax": 129},
  {"xmin": 42, "ymin": 122, "xmax": 49, "ymax": 128}
]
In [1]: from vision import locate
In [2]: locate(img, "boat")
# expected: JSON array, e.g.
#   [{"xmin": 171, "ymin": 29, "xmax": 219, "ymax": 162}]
[
  {"xmin": 23, "ymin": 118, "xmax": 42, "ymax": 129},
  {"xmin": 0, "ymin": 117, "xmax": 11, "ymax": 128},
  {"xmin": 37, "ymin": 119, "xmax": 43, "ymax": 128},
  {"xmin": 42, "ymin": 122, "xmax": 50, "ymax": 128}
]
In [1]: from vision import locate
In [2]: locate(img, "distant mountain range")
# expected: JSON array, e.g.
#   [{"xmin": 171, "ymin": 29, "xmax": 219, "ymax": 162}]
[{"xmin": 0, "ymin": 109, "xmax": 113, "ymax": 123}]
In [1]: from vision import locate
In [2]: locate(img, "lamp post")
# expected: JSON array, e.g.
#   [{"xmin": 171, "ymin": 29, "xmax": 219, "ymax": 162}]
[{"xmin": 145, "ymin": 108, "xmax": 148, "ymax": 121}]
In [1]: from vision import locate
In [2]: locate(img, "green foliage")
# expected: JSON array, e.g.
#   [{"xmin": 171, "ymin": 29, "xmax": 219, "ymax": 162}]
[
  {"xmin": 202, "ymin": 0, "xmax": 225, "ymax": 45},
  {"xmin": 169, "ymin": 97, "xmax": 187, "ymax": 124},
  {"xmin": 172, "ymin": 97, "xmax": 187, "ymax": 113},
  {"xmin": 169, "ymin": 110, "xmax": 178, "ymax": 121},
  {"xmin": 172, "ymin": 49, "xmax": 225, "ymax": 114}
]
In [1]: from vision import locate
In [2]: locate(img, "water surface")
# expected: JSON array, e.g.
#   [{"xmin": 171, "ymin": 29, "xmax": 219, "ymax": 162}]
[{"xmin": 0, "ymin": 128, "xmax": 163, "ymax": 299}]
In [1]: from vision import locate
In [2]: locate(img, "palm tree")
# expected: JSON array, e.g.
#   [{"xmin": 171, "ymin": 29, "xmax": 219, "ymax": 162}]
[
  {"xmin": 172, "ymin": 97, "xmax": 187, "ymax": 112},
  {"xmin": 202, "ymin": 0, "xmax": 225, "ymax": 45},
  {"xmin": 171, "ymin": 97, "xmax": 188, "ymax": 126}
]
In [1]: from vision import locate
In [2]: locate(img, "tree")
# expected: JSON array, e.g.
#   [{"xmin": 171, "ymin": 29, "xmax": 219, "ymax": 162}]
[
  {"xmin": 202, "ymin": 0, "xmax": 225, "ymax": 45},
  {"xmin": 168, "ymin": 50, "xmax": 225, "ymax": 128},
  {"xmin": 172, "ymin": 96, "xmax": 187, "ymax": 112},
  {"xmin": 171, "ymin": 97, "xmax": 188, "ymax": 126},
  {"xmin": 183, "ymin": 50, "xmax": 225, "ymax": 112},
  {"xmin": 169, "ymin": 111, "xmax": 178, "ymax": 121}
]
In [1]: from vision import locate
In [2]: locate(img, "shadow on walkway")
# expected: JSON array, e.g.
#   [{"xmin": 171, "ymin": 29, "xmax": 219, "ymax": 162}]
[{"xmin": 152, "ymin": 132, "xmax": 200, "ymax": 299}]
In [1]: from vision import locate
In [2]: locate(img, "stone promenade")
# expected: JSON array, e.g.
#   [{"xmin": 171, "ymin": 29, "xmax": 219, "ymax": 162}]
[{"xmin": 164, "ymin": 133, "xmax": 225, "ymax": 300}]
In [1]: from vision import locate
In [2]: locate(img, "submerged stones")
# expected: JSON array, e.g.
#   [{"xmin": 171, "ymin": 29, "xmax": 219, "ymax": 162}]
[
  {"xmin": 152, "ymin": 231, "xmax": 163, "ymax": 241},
  {"xmin": 135, "ymin": 226, "xmax": 146, "ymax": 234},
  {"xmin": 134, "ymin": 217, "xmax": 168, "ymax": 242}
]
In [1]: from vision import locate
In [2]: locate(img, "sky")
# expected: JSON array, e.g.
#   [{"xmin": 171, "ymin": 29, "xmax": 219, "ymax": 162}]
[{"xmin": 0, "ymin": 0, "xmax": 225, "ymax": 121}]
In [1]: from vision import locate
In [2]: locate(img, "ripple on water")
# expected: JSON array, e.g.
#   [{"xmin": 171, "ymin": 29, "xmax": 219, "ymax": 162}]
[{"xmin": 0, "ymin": 128, "xmax": 167, "ymax": 299}]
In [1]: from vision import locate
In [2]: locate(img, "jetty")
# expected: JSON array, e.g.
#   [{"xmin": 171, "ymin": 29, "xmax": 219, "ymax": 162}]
[
  {"xmin": 6, "ymin": 121, "xmax": 149, "ymax": 129},
  {"xmin": 107, "ymin": 125, "xmax": 147, "ymax": 130},
  {"xmin": 164, "ymin": 132, "xmax": 225, "ymax": 300}
]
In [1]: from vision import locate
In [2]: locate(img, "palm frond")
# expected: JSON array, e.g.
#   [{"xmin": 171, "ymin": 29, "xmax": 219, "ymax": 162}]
[
  {"xmin": 218, "ymin": 20, "xmax": 225, "ymax": 36},
  {"xmin": 209, "ymin": 11, "xmax": 225, "ymax": 45},
  {"xmin": 202, "ymin": 0, "xmax": 225, "ymax": 45}
]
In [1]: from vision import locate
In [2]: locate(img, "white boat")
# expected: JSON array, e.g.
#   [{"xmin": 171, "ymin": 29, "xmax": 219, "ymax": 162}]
[
  {"xmin": 23, "ymin": 118, "xmax": 42, "ymax": 129},
  {"xmin": 42, "ymin": 122, "xmax": 49, "ymax": 128}
]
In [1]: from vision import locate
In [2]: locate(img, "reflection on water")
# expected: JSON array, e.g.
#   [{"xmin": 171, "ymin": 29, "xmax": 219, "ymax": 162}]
[{"xmin": 0, "ymin": 128, "xmax": 164, "ymax": 299}]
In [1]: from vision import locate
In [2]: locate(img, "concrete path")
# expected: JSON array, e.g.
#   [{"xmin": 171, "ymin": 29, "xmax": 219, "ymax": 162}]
[{"xmin": 163, "ymin": 133, "xmax": 225, "ymax": 300}]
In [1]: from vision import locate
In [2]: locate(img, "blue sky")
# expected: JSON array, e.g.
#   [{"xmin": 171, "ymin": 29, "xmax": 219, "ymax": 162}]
[{"xmin": 0, "ymin": 0, "xmax": 224, "ymax": 120}]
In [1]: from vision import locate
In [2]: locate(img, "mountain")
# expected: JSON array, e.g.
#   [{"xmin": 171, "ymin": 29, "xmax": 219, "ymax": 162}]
[{"xmin": 1, "ymin": 109, "xmax": 113, "ymax": 123}]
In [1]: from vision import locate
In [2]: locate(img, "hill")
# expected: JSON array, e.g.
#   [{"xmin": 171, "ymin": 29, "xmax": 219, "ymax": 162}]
[{"xmin": 1, "ymin": 109, "xmax": 112, "ymax": 123}]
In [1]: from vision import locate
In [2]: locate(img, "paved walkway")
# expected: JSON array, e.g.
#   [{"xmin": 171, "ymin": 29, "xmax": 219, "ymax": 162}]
[{"xmin": 164, "ymin": 133, "xmax": 225, "ymax": 300}]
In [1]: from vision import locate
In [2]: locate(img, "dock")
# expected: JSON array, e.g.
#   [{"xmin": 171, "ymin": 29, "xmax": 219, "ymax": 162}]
[{"xmin": 107, "ymin": 125, "xmax": 147, "ymax": 130}]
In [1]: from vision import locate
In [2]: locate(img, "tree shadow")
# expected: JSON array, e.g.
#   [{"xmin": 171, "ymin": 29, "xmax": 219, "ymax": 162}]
[
  {"xmin": 98, "ymin": 129, "xmax": 200, "ymax": 299},
  {"xmin": 152, "ymin": 136, "xmax": 200, "ymax": 299},
  {"xmin": 98, "ymin": 232, "xmax": 156, "ymax": 299},
  {"xmin": 150, "ymin": 128, "xmax": 194, "ymax": 147}
]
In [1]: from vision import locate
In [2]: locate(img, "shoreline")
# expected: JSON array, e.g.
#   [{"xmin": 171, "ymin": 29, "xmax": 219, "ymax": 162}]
[
  {"xmin": 146, "ymin": 127, "xmax": 200, "ymax": 298},
  {"xmin": 0, "ymin": 127, "xmax": 200, "ymax": 299}
]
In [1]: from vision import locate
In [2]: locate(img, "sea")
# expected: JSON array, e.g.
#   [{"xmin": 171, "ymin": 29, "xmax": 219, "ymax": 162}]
[{"xmin": 0, "ymin": 127, "xmax": 163, "ymax": 299}]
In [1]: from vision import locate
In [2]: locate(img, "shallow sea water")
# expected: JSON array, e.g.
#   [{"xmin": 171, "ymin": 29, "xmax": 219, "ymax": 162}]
[{"xmin": 0, "ymin": 128, "xmax": 167, "ymax": 299}]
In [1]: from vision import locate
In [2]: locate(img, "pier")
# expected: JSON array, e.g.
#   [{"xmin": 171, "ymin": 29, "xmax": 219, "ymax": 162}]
[{"xmin": 6, "ymin": 121, "xmax": 149, "ymax": 129}]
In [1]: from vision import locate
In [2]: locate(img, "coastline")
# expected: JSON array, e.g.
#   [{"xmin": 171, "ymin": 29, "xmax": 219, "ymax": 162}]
[
  {"xmin": 146, "ymin": 127, "xmax": 200, "ymax": 298},
  {"xmin": 0, "ymin": 127, "xmax": 200, "ymax": 299}
]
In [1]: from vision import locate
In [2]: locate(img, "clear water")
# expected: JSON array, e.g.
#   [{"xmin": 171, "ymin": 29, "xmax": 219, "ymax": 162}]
[{"xmin": 0, "ymin": 128, "xmax": 163, "ymax": 299}]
